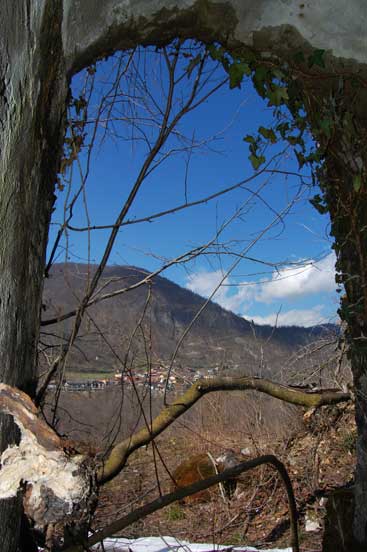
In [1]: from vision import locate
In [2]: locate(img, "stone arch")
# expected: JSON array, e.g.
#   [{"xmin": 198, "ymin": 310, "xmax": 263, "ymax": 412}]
[{"xmin": 1, "ymin": 1, "xmax": 367, "ymax": 549}]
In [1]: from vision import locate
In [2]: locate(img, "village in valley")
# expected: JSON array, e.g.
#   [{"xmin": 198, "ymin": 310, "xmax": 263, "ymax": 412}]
[{"xmin": 58, "ymin": 364, "xmax": 222, "ymax": 393}]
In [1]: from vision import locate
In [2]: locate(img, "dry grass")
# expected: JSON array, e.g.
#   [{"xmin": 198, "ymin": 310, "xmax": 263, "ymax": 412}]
[{"xmin": 47, "ymin": 382, "xmax": 355, "ymax": 551}]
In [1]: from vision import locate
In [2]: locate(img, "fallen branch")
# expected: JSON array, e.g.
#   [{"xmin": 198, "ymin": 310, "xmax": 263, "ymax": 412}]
[
  {"xmin": 0, "ymin": 379, "xmax": 349, "ymax": 545},
  {"xmin": 65, "ymin": 455, "xmax": 299, "ymax": 552},
  {"xmin": 99, "ymin": 375, "xmax": 351, "ymax": 483}
]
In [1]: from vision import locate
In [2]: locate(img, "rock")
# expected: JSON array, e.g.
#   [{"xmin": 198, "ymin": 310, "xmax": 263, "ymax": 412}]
[
  {"xmin": 304, "ymin": 509, "xmax": 321, "ymax": 532},
  {"xmin": 171, "ymin": 450, "xmax": 239, "ymax": 502}
]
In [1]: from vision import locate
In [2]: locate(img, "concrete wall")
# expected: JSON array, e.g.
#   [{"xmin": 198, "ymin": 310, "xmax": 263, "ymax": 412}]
[{"xmin": 62, "ymin": 0, "xmax": 367, "ymax": 75}]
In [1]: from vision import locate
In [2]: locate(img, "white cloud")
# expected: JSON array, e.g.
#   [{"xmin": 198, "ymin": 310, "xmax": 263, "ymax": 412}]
[
  {"xmin": 186, "ymin": 269, "xmax": 251, "ymax": 312},
  {"xmin": 255, "ymin": 253, "xmax": 336, "ymax": 303},
  {"xmin": 186, "ymin": 253, "xmax": 336, "ymax": 303},
  {"xmin": 185, "ymin": 253, "xmax": 337, "ymax": 325},
  {"xmin": 248, "ymin": 305, "xmax": 326, "ymax": 327},
  {"xmin": 186, "ymin": 270, "xmax": 227, "ymax": 298}
]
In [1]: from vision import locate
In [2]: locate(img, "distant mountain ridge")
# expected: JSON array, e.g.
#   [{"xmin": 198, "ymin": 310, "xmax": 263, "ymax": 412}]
[{"xmin": 42, "ymin": 263, "xmax": 337, "ymax": 378}]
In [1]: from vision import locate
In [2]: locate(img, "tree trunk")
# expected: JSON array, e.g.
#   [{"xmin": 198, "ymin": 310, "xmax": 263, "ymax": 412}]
[
  {"xmin": 0, "ymin": 2, "xmax": 67, "ymax": 550},
  {"xmin": 320, "ymin": 101, "xmax": 367, "ymax": 547},
  {"xmin": 352, "ymin": 348, "xmax": 367, "ymax": 548}
]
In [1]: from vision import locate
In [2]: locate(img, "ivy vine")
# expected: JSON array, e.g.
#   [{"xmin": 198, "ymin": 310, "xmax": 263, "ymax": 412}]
[{"xmin": 207, "ymin": 42, "xmax": 367, "ymax": 341}]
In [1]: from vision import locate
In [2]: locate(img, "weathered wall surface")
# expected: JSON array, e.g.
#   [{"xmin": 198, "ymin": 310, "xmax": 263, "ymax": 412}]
[{"xmin": 62, "ymin": 0, "xmax": 367, "ymax": 75}]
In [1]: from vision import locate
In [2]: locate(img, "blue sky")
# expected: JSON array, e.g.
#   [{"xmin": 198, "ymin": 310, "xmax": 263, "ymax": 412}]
[{"xmin": 48, "ymin": 44, "xmax": 339, "ymax": 327}]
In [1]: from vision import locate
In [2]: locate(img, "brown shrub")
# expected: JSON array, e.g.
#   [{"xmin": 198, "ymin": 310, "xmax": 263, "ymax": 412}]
[{"xmin": 171, "ymin": 450, "xmax": 239, "ymax": 502}]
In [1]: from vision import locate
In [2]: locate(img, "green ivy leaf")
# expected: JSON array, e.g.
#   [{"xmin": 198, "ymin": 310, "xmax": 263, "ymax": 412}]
[
  {"xmin": 305, "ymin": 150, "xmax": 322, "ymax": 164},
  {"xmin": 310, "ymin": 194, "xmax": 328, "ymax": 214},
  {"xmin": 254, "ymin": 65, "xmax": 267, "ymax": 80},
  {"xmin": 295, "ymin": 115, "xmax": 307, "ymax": 132},
  {"xmin": 319, "ymin": 118, "xmax": 333, "ymax": 139},
  {"xmin": 258, "ymin": 126, "xmax": 276, "ymax": 143},
  {"xmin": 240, "ymin": 50, "xmax": 256, "ymax": 64},
  {"xmin": 249, "ymin": 154, "xmax": 265, "ymax": 170},
  {"xmin": 267, "ymin": 86, "xmax": 288, "ymax": 106},
  {"xmin": 243, "ymin": 135, "xmax": 255, "ymax": 144},
  {"xmin": 308, "ymin": 49, "xmax": 326, "ymax": 68},
  {"xmin": 229, "ymin": 62, "xmax": 251, "ymax": 89},
  {"xmin": 74, "ymin": 96, "xmax": 87, "ymax": 116},
  {"xmin": 295, "ymin": 151, "xmax": 306, "ymax": 169},
  {"xmin": 272, "ymin": 68, "xmax": 285, "ymax": 80},
  {"xmin": 287, "ymin": 135, "xmax": 301, "ymax": 146},
  {"xmin": 353, "ymin": 174, "xmax": 362, "ymax": 192},
  {"xmin": 253, "ymin": 66, "xmax": 268, "ymax": 96},
  {"xmin": 207, "ymin": 44, "xmax": 224, "ymax": 62},
  {"xmin": 293, "ymin": 51, "xmax": 305, "ymax": 64},
  {"xmin": 269, "ymin": 129, "xmax": 277, "ymax": 143},
  {"xmin": 258, "ymin": 126, "xmax": 269, "ymax": 139},
  {"xmin": 276, "ymin": 122, "xmax": 290, "ymax": 139}
]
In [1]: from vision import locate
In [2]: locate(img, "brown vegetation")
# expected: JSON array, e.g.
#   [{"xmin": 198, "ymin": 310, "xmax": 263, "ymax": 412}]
[
  {"xmin": 91, "ymin": 395, "xmax": 355, "ymax": 551},
  {"xmin": 170, "ymin": 450, "xmax": 239, "ymax": 502}
]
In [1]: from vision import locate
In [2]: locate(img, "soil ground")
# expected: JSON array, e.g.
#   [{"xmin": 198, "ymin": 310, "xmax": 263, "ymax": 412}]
[{"xmin": 93, "ymin": 402, "xmax": 355, "ymax": 552}]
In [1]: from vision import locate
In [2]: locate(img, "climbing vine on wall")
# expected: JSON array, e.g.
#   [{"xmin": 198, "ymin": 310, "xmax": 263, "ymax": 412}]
[{"xmin": 207, "ymin": 43, "xmax": 331, "ymax": 171}]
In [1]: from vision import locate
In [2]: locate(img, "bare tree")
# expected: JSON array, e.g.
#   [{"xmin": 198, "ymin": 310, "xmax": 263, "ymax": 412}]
[{"xmin": 0, "ymin": 39, "xmax": 348, "ymax": 552}]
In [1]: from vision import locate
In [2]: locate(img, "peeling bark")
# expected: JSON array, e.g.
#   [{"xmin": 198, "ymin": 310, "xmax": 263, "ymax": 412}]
[
  {"xmin": 0, "ymin": 385, "xmax": 96, "ymax": 549},
  {"xmin": 0, "ymin": 384, "xmax": 61, "ymax": 451}
]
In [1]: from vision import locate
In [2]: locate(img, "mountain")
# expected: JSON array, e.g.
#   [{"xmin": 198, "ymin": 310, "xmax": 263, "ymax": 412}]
[{"xmin": 41, "ymin": 263, "xmax": 337, "ymax": 380}]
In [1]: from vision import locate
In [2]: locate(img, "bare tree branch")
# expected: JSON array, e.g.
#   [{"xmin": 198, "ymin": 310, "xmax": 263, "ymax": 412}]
[
  {"xmin": 44, "ymin": 43, "xmax": 243, "ymax": 420},
  {"xmin": 163, "ymin": 182, "xmax": 305, "ymax": 402},
  {"xmin": 40, "ymin": 243, "xmax": 208, "ymax": 328},
  {"xmin": 65, "ymin": 155, "xmax": 285, "ymax": 233},
  {"xmin": 98, "ymin": 375, "xmax": 351, "ymax": 483},
  {"xmin": 65, "ymin": 455, "xmax": 299, "ymax": 552}
]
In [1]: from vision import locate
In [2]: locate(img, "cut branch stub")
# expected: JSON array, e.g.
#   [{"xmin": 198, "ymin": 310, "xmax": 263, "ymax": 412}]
[
  {"xmin": 0, "ymin": 384, "xmax": 95, "ymax": 533},
  {"xmin": 0, "ymin": 384, "xmax": 61, "ymax": 451}
]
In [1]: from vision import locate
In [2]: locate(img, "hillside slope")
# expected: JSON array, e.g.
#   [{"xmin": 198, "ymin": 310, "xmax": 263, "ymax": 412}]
[{"xmin": 41, "ymin": 263, "xmax": 336, "ymax": 379}]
